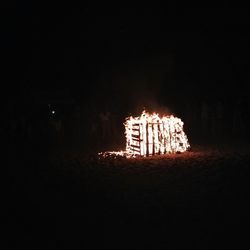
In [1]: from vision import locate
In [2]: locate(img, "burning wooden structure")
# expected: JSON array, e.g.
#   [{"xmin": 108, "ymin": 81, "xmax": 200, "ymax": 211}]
[
  {"xmin": 99, "ymin": 111, "xmax": 190, "ymax": 158},
  {"xmin": 124, "ymin": 111, "xmax": 190, "ymax": 157}
]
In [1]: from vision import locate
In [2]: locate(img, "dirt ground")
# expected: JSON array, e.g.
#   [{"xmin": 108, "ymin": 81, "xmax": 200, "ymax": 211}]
[{"xmin": 6, "ymin": 143, "xmax": 250, "ymax": 249}]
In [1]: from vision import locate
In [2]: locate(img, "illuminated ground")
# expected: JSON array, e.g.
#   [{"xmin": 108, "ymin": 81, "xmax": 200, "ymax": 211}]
[{"xmin": 7, "ymin": 144, "xmax": 250, "ymax": 249}]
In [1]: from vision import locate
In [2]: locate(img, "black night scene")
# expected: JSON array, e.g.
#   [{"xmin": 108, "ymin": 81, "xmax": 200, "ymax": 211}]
[{"xmin": 4, "ymin": 3, "xmax": 250, "ymax": 249}]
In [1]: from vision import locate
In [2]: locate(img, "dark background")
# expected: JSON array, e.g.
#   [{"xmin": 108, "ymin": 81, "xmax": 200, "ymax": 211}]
[
  {"xmin": 4, "ymin": 4, "xmax": 250, "ymax": 104},
  {"xmin": 4, "ymin": 3, "xmax": 250, "ymax": 249},
  {"xmin": 3, "ymin": 4, "xmax": 250, "ymax": 150}
]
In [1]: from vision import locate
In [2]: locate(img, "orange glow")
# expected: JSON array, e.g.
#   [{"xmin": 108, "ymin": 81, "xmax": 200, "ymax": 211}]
[{"xmin": 99, "ymin": 110, "xmax": 190, "ymax": 158}]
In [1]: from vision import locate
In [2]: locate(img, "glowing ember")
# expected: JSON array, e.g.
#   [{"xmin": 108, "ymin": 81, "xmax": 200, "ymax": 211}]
[{"xmin": 99, "ymin": 110, "xmax": 190, "ymax": 158}]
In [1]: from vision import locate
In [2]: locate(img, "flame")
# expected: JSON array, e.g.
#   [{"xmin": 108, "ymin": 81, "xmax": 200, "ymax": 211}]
[{"xmin": 99, "ymin": 110, "xmax": 190, "ymax": 158}]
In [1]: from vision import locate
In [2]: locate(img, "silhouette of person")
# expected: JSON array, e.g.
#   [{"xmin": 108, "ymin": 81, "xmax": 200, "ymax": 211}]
[
  {"xmin": 215, "ymin": 101, "xmax": 224, "ymax": 138},
  {"xmin": 232, "ymin": 99, "xmax": 243, "ymax": 136},
  {"xmin": 99, "ymin": 110, "xmax": 111, "ymax": 140},
  {"xmin": 201, "ymin": 101, "xmax": 209, "ymax": 138}
]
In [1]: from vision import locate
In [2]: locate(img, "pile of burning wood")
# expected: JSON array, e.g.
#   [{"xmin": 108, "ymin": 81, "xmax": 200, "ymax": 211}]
[{"xmin": 99, "ymin": 111, "xmax": 190, "ymax": 158}]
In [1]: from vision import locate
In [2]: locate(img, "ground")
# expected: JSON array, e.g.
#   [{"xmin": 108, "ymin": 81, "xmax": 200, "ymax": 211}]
[{"xmin": 6, "ymin": 143, "xmax": 250, "ymax": 249}]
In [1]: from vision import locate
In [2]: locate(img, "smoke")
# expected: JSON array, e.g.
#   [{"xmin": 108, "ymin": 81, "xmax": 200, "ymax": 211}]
[
  {"xmin": 95, "ymin": 49, "xmax": 176, "ymax": 116},
  {"xmin": 129, "ymin": 95, "xmax": 173, "ymax": 117}
]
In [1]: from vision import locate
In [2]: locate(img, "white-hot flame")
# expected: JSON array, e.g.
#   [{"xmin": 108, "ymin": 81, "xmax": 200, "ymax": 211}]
[{"xmin": 99, "ymin": 110, "xmax": 190, "ymax": 158}]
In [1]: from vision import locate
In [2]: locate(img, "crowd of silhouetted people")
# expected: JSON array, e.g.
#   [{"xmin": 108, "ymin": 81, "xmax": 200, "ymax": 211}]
[
  {"xmin": 3, "ymin": 100, "xmax": 125, "ymax": 156},
  {"xmin": 73, "ymin": 104, "xmax": 124, "ymax": 150},
  {"xmin": 4, "ymin": 102, "xmax": 66, "ymax": 157},
  {"xmin": 4, "ymin": 96, "xmax": 250, "ymax": 158},
  {"xmin": 182, "ymin": 98, "xmax": 250, "ymax": 144}
]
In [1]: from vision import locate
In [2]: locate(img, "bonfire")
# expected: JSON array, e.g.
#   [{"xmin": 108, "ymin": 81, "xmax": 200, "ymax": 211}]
[{"xmin": 99, "ymin": 110, "xmax": 190, "ymax": 158}]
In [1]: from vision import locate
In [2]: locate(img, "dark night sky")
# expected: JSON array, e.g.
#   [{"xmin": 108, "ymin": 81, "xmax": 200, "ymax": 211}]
[{"xmin": 3, "ymin": 4, "xmax": 250, "ymax": 111}]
